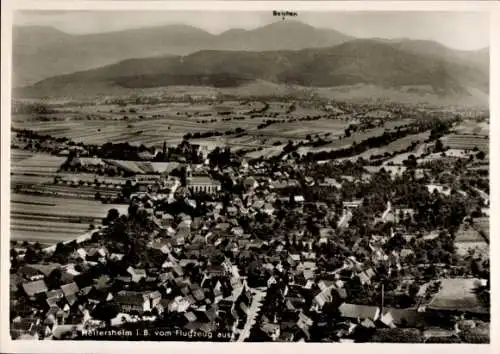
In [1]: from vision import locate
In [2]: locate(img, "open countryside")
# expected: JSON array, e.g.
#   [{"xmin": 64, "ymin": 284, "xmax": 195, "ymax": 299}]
[{"xmin": 8, "ymin": 13, "xmax": 490, "ymax": 345}]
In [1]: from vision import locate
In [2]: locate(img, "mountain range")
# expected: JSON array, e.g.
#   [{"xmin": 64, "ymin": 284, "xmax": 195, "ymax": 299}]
[
  {"xmin": 13, "ymin": 21, "xmax": 489, "ymax": 104},
  {"xmin": 13, "ymin": 21, "xmax": 352, "ymax": 87}
]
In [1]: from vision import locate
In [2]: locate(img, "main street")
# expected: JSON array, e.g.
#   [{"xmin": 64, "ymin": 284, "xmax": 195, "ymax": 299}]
[{"xmin": 235, "ymin": 288, "xmax": 266, "ymax": 342}]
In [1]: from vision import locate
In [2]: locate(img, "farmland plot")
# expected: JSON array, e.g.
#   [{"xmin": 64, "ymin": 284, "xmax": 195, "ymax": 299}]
[
  {"xmin": 441, "ymin": 134, "xmax": 489, "ymax": 152},
  {"xmin": 427, "ymin": 278, "xmax": 488, "ymax": 313},
  {"xmin": 11, "ymin": 149, "xmax": 34, "ymax": 163},
  {"xmin": 11, "ymin": 152, "xmax": 66, "ymax": 187},
  {"xmin": 244, "ymin": 145, "xmax": 286, "ymax": 159},
  {"xmin": 451, "ymin": 120, "xmax": 489, "ymax": 137},
  {"xmin": 10, "ymin": 193, "xmax": 128, "ymax": 244},
  {"xmin": 255, "ymin": 119, "xmax": 350, "ymax": 140}
]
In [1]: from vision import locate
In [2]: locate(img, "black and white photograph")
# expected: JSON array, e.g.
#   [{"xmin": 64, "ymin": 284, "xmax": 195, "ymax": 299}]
[{"xmin": 1, "ymin": 2, "xmax": 496, "ymax": 349}]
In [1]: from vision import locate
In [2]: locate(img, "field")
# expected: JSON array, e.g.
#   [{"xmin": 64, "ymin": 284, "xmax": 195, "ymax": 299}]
[
  {"xmin": 473, "ymin": 217, "xmax": 489, "ymax": 241},
  {"xmin": 10, "ymin": 149, "xmax": 128, "ymax": 246},
  {"xmin": 428, "ymin": 278, "xmax": 488, "ymax": 313},
  {"xmin": 441, "ymin": 134, "xmax": 489, "ymax": 152},
  {"xmin": 451, "ymin": 121, "xmax": 489, "ymax": 137},
  {"xmin": 12, "ymin": 99, "xmax": 337, "ymax": 150},
  {"xmin": 455, "ymin": 242, "xmax": 489, "ymax": 257},
  {"xmin": 454, "ymin": 222, "xmax": 489, "ymax": 257},
  {"xmin": 106, "ymin": 160, "xmax": 181, "ymax": 174},
  {"xmin": 11, "ymin": 150, "xmax": 65, "ymax": 176},
  {"xmin": 10, "ymin": 193, "xmax": 128, "ymax": 246},
  {"xmin": 297, "ymin": 120, "xmax": 416, "ymax": 158},
  {"xmin": 256, "ymin": 119, "xmax": 351, "ymax": 140},
  {"xmin": 11, "ymin": 150, "xmax": 66, "ymax": 187}
]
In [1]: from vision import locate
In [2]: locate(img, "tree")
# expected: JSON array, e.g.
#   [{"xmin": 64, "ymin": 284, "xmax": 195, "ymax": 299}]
[
  {"xmin": 46, "ymin": 269, "xmax": 63, "ymax": 289},
  {"xmin": 121, "ymin": 180, "xmax": 134, "ymax": 199},
  {"xmin": 103, "ymin": 208, "xmax": 120, "ymax": 225},
  {"xmin": 91, "ymin": 302, "xmax": 120, "ymax": 326},
  {"xmin": 435, "ymin": 139, "xmax": 444, "ymax": 152}
]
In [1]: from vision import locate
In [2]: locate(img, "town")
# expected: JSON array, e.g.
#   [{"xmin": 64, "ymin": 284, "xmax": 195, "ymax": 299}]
[{"xmin": 9, "ymin": 97, "xmax": 490, "ymax": 343}]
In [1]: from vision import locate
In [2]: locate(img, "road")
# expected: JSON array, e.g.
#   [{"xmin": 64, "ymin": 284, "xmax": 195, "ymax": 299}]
[
  {"xmin": 337, "ymin": 209, "xmax": 352, "ymax": 229},
  {"xmin": 381, "ymin": 201, "xmax": 392, "ymax": 221},
  {"xmin": 472, "ymin": 187, "xmax": 489, "ymax": 205},
  {"xmin": 235, "ymin": 288, "xmax": 266, "ymax": 342}
]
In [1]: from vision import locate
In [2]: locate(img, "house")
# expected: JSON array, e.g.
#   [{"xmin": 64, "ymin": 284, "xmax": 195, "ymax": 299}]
[
  {"xmin": 168, "ymin": 296, "xmax": 193, "ymax": 313},
  {"xmin": 114, "ymin": 291, "xmax": 151, "ymax": 314},
  {"xmin": 296, "ymin": 312, "xmax": 313, "ymax": 339},
  {"xmin": 267, "ymin": 275, "xmax": 278, "ymax": 288},
  {"xmin": 263, "ymin": 203, "xmax": 275, "ymax": 215},
  {"xmin": 243, "ymin": 176, "xmax": 259, "ymax": 190},
  {"xmin": 192, "ymin": 288, "xmax": 206, "ymax": 302},
  {"xmin": 423, "ymin": 327, "xmax": 459, "ymax": 342},
  {"xmin": 303, "ymin": 269, "xmax": 315, "ymax": 281},
  {"xmin": 184, "ymin": 311, "xmax": 198, "ymax": 323},
  {"xmin": 93, "ymin": 275, "xmax": 111, "ymax": 290},
  {"xmin": 61, "ymin": 282, "xmax": 80, "ymax": 298},
  {"xmin": 46, "ymin": 289, "xmax": 64, "ymax": 306},
  {"xmin": 343, "ymin": 200, "xmax": 363, "ymax": 209},
  {"xmin": 294, "ymin": 195, "xmax": 305, "ymax": 203},
  {"xmin": 86, "ymin": 247, "xmax": 108, "ymax": 262},
  {"xmin": 79, "ymin": 286, "xmax": 93, "ymax": 297},
  {"xmin": 338, "ymin": 303, "xmax": 381, "ymax": 322},
  {"xmin": 127, "ymin": 267, "xmax": 147, "ymax": 283},
  {"xmin": 17, "ymin": 266, "xmax": 45, "ymax": 282},
  {"xmin": 361, "ymin": 318, "xmax": 376, "ymax": 329},
  {"xmin": 74, "ymin": 248, "xmax": 87, "ymax": 260},
  {"xmin": 11, "ymin": 318, "xmax": 41, "ymax": 339},
  {"xmin": 155, "ymin": 298, "xmax": 173, "ymax": 315},
  {"xmin": 87, "ymin": 288, "xmax": 111, "ymax": 304},
  {"xmin": 357, "ymin": 268, "xmax": 376, "ymax": 285},
  {"xmin": 206, "ymin": 265, "xmax": 226, "ymax": 278},
  {"xmin": 312, "ymin": 288, "xmax": 333, "ymax": 310},
  {"xmin": 379, "ymin": 308, "xmax": 424, "ymax": 328},
  {"xmin": 145, "ymin": 290, "xmax": 162, "ymax": 308},
  {"xmin": 22, "ymin": 280, "xmax": 48, "ymax": 298},
  {"xmin": 51, "ymin": 324, "xmax": 83, "ymax": 339},
  {"xmin": 400, "ymin": 248, "xmax": 414, "ymax": 259},
  {"xmin": 44, "ymin": 306, "xmax": 62, "ymax": 326},
  {"xmin": 261, "ymin": 322, "xmax": 280, "ymax": 340},
  {"xmin": 109, "ymin": 253, "xmax": 125, "ymax": 261}
]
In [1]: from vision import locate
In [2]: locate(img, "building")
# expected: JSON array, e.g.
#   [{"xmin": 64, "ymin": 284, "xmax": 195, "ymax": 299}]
[
  {"xmin": 338, "ymin": 303, "xmax": 381, "ymax": 322},
  {"xmin": 114, "ymin": 291, "xmax": 157, "ymax": 314},
  {"xmin": 187, "ymin": 176, "xmax": 221, "ymax": 194},
  {"xmin": 22, "ymin": 280, "xmax": 48, "ymax": 298}
]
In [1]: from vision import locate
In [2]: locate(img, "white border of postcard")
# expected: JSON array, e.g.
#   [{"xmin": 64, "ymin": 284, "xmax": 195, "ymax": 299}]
[{"xmin": 1, "ymin": 1, "xmax": 499, "ymax": 354}]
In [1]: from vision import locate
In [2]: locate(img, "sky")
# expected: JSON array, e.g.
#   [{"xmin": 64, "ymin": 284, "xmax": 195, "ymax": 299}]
[{"xmin": 14, "ymin": 10, "xmax": 490, "ymax": 50}]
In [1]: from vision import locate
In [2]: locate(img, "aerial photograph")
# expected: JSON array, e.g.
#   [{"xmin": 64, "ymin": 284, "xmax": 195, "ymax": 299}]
[{"xmin": 8, "ymin": 10, "xmax": 490, "ymax": 343}]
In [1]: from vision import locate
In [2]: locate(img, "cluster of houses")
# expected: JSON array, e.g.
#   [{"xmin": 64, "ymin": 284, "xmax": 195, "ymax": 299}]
[
  {"xmin": 10, "ymin": 140, "xmax": 490, "ymax": 342},
  {"xmin": 10, "ymin": 245, "xmax": 259, "ymax": 341}
]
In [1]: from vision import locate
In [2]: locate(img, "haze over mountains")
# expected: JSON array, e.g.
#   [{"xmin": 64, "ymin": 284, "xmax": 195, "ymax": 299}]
[
  {"xmin": 13, "ymin": 21, "xmax": 489, "ymax": 105},
  {"xmin": 13, "ymin": 21, "xmax": 352, "ymax": 87}
]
